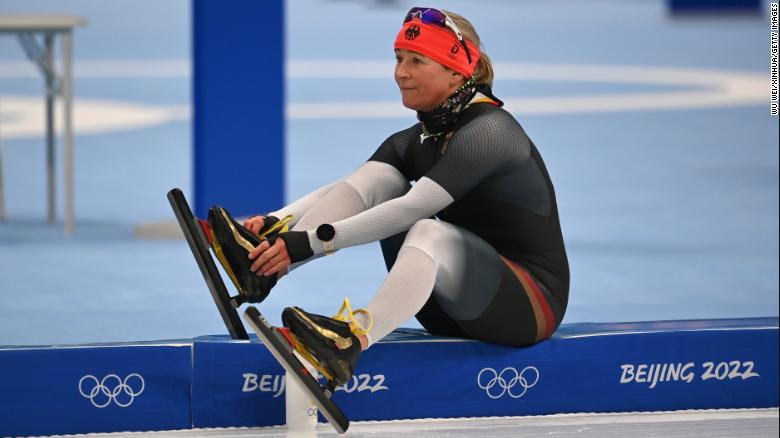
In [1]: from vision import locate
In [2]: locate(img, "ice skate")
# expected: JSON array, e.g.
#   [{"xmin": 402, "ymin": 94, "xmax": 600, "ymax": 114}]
[
  {"xmin": 281, "ymin": 298, "xmax": 372, "ymax": 386},
  {"xmin": 203, "ymin": 205, "xmax": 291, "ymax": 303}
]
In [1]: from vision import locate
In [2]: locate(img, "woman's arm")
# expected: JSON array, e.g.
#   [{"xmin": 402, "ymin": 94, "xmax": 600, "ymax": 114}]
[
  {"xmin": 265, "ymin": 111, "xmax": 525, "ymax": 266},
  {"xmin": 264, "ymin": 125, "xmax": 417, "ymax": 226},
  {"xmin": 306, "ymin": 176, "xmax": 452, "ymax": 255},
  {"xmin": 266, "ymin": 182, "xmax": 337, "ymax": 227},
  {"xmin": 249, "ymin": 176, "xmax": 453, "ymax": 275}
]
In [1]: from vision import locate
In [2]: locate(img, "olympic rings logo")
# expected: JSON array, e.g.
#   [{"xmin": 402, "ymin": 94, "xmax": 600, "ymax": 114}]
[
  {"xmin": 78, "ymin": 374, "xmax": 145, "ymax": 408},
  {"xmin": 477, "ymin": 367, "xmax": 539, "ymax": 399}
]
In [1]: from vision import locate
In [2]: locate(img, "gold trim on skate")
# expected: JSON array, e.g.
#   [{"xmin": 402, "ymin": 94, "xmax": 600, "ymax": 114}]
[
  {"xmin": 210, "ymin": 211, "xmax": 294, "ymax": 298},
  {"xmin": 292, "ymin": 307, "xmax": 354, "ymax": 350},
  {"xmin": 220, "ymin": 209, "xmax": 255, "ymax": 252},
  {"xmin": 285, "ymin": 330, "xmax": 335, "ymax": 381},
  {"xmin": 207, "ymin": 226, "xmax": 244, "ymax": 294}
]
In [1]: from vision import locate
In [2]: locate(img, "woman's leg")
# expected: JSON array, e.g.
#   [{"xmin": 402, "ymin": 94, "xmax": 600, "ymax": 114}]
[
  {"xmin": 367, "ymin": 219, "xmax": 563, "ymax": 347},
  {"xmin": 378, "ymin": 230, "xmax": 468, "ymax": 339}
]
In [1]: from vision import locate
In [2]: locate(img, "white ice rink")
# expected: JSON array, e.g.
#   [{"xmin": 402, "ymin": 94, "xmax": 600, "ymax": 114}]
[{"xmin": 32, "ymin": 409, "xmax": 779, "ymax": 438}]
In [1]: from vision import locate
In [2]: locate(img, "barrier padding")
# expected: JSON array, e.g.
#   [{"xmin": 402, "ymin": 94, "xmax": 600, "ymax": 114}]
[
  {"xmin": 668, "ymin": 0, "xmax": 762, "ymax": 14},
  {"xmin": 191, "ymin": 317, "xmax": 778, "ymax": 427},
  {"xmin": 1, "ymin": 318, "xmax": 776, "ymax": 437},
  {"xmin": 0, "ymin": 341, "xmax": 192, "ymax": 437}
]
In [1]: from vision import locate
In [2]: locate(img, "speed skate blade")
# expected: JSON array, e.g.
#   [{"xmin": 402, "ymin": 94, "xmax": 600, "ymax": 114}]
[
  {"xmin": 167, "ymin": 188, "xmax": 248, "ymax": 339},
  {"xmin": 243, "ymin": 306, "xmax": 350, "ymax": 434}
]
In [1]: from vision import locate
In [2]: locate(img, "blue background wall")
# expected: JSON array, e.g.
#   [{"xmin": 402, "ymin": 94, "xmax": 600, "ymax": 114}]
[{"xmin": 193, "ymin": 0, "xmax": 284, "ymax": 218}]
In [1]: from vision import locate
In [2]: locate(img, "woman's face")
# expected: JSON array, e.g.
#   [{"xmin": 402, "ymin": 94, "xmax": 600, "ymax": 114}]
[{"xmin": 395, "ymin": 49, "xmax": 464, "ymax": 112}]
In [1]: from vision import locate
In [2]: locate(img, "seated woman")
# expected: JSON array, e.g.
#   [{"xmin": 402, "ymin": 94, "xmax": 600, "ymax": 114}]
[{"xmin": 211, "ymin": 7, "xmax": 569, "ymax": 387}]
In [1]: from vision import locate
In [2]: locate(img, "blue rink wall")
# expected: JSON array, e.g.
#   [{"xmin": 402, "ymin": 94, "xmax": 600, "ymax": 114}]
[
  {"xmin": 192, "ymin": 0, "xmax": 285, "ymax": 218},
  {"xmin": 0, "ymin": 318, "xmax": 777, "ymax": 437}
]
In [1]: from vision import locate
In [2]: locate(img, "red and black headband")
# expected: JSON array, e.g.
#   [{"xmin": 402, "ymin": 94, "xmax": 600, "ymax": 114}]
[{"xmin": 394, "ymin": 8, "xmax": 481, "ymax": 77}]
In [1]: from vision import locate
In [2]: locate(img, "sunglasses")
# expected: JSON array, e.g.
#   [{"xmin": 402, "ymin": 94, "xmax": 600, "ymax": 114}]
[{"xmin": 403, "ymin": 7, "xmax": 474, "ymax": 66}]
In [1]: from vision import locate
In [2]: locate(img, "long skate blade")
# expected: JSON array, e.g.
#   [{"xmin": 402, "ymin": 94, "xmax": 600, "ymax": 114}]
[
  {"xmin": 167, "ymin": 188, "xmax": 248, "ymax": 339},
  {"xmin": 243, "ymin": 306, "xmax": 349, "ymax": 434}
]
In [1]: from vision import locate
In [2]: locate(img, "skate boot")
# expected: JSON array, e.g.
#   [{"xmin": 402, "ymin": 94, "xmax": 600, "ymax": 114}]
[
  {"xmin": 280, "ymin": 298, "xmax": 373, "ymax": 386},
  {"xmin": 203, "ymin": 206, "xmax": 292, "ymax": 303}
]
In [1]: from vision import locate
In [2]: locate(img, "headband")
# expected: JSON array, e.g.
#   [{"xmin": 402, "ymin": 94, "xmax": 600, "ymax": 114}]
[{"xmin": 394, "ymin": 19, "xmax": 480, "ymax": 77}]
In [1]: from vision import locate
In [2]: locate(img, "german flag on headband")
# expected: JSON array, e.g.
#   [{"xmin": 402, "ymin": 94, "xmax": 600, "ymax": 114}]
[{"xmin": 394, "ymin": 19, "xmax": 481, "ymax": 78}]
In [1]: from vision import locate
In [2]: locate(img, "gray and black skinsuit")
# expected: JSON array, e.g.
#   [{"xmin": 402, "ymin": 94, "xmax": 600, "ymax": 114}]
[{"xmin": 270, "ymin": 98, "xmax": 569, "ymax": 347}]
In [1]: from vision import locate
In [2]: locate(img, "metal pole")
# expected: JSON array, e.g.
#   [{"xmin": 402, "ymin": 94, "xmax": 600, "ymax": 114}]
[
  {"xmin": 0, "ymin": 99, "xmax": 5, "ymax": 222},
  {"xmin": 44, "ymin": 33, "xmax": 56, "ymax": 225},
  {"xmin": 62, "ymin": 30, "xmax": 74, "ymax": 235}
]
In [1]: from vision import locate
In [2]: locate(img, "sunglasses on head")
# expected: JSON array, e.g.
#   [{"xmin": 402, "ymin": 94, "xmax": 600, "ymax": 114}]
[{"xmin": 403, "ymin": 7, "xmax": 474, "ymax": 66}]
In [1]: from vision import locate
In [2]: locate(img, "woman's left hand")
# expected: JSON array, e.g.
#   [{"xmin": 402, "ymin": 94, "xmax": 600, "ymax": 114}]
[{"xmin": 249, "ymin": 238, "xmax": 291, "ymax": 278}]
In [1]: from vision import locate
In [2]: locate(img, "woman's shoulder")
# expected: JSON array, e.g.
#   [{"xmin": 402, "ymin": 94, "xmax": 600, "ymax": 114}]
[
  {"xmin": 446, "ymin": 105, "xmax": 533, "ymax": 163},
  {"xmin": 457, "ymin": 104, "xmax": 527, "ymax": 139},
  {"xmin": 371, "ymin": 123, "xmax": 422, "ymax": 164},
  {"xmin": 389, "ymin": 122, "xmax": 423, "ymax": 140},
  {"xmin": 381, "ymin": 122, "xmax": 422, "ymax": 148}
]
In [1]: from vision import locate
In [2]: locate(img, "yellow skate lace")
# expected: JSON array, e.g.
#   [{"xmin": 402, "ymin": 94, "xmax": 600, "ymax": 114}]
[
  {"xmin": 258, "ymin": 214, "xmax": 293, "ymax": 239},
  {"xmin": 332, "ymin": 297, "xmax": 374, "ymax": 336}
]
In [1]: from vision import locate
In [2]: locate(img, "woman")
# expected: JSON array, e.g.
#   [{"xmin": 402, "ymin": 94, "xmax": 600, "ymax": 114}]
[{"xmin": 215, "ymin": 7, "xmax": 569, "ymax": 387}]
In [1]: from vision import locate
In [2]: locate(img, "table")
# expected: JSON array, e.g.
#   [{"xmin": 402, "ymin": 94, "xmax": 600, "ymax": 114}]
[{"xmin": 0, "ymin": 15, "xmax": 87, "ymax": 234}]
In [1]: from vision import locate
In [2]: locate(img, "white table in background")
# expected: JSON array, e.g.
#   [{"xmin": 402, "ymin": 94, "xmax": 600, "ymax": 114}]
[{"xmin": 0, "ymin": 15, "xmax": 87, "ymax": 234}]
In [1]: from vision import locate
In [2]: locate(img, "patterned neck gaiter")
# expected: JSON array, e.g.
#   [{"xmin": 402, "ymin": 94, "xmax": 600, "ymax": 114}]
[{"xmin": 416, "ymin": 76, "xmax": 478, "ymax": 144}]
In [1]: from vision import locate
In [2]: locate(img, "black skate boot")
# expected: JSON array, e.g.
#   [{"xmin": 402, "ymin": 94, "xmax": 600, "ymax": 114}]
[
  {"xmin": 204, "ymin": 206, "xmax": 291, "ymax": 303},
  {"xmin": 281, "ymin": 299, "xmax": 372, "ymax": 386}
]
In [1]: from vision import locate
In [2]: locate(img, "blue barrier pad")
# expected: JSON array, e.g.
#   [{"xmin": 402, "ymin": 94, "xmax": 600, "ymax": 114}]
[
  {"xmin": 192, "ymin": 337, "xmax": 284, "ymax": 428},
  {"xmin": 191, "ymin": 317, "xmax": 778, "ymax": 427},
  {"xmin": 0, "ymin": 318, "xmax": 775, "ymax": 436},
  {"xmin": 668, "ymin": 0, "xmax": 762, "ymax": 14},
  {"xmin": 0, "ymin": 342, "xmax": 192, "ymax": 437}
]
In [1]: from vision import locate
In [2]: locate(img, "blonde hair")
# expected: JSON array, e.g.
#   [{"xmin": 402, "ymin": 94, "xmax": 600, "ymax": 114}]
[{"xmin": 443, "ymin": 10, "xmax": 494, "ymax": 87}]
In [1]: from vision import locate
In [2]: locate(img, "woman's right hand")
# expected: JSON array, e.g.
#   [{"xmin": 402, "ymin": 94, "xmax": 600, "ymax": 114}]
[{"xmin": 243, "ymin": 215, "xmax": 266, "ymax": 234}]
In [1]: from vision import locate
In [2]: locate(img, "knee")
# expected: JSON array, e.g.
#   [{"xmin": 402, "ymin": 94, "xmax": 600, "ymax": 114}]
[
  {"xmin": 402, "ymin": 219, "xmax": 450, "ymax": 258},
  {"xmin": 407, "ymin": 218, "xmax": 442, "ymax": 236}
]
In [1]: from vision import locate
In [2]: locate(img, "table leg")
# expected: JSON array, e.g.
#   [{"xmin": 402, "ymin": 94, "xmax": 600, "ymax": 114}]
[
  {"xmin": 62, "ymin": 31, "xmax": 74, "ymax": 235},
  {"xmin": 0, "ymin": 99, "xmax": 5, "ymax": 222},
  {"xmin": 45, "ymin": 33, "xmax": 56, "ymax": 225}
]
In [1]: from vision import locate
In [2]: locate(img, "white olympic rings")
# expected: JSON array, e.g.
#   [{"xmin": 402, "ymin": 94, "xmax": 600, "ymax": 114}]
[
  {"xmin": 477, "ymin": 366, "xmax": 539, "ymax": 399},
  {"xmin": 78, "ymin": 373, "xmax": 145, "ymax": 408}
]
